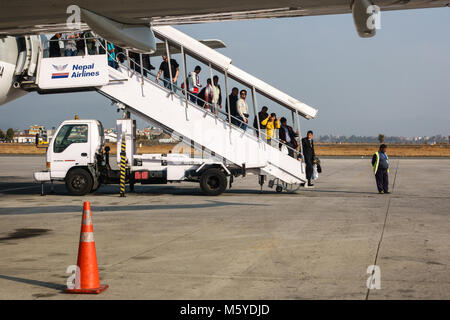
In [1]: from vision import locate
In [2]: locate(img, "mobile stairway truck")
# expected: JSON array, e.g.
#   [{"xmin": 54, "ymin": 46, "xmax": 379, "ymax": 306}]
[
  {"xmin": 30, "ymin": 26, "xmax": 318, "ymax": 195},
  {"xmin": 34, "ymin": 116, "xmax": 244, "ymax": 196}
]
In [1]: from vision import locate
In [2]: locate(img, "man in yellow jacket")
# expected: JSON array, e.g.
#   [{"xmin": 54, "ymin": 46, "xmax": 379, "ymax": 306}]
[
  {"xmin": 261, "ymin": 113, "xmax": 280, "ymax": 146},
  {"xmin": 371, "ymin": 144, "xmax": 390, "ymax": 194}
]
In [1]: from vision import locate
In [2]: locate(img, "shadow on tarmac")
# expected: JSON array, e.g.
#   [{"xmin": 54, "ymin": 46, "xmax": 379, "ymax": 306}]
[
  {"xmin": 302, "ymin": 189, "xmax": 378, "ymax": 196},
  {"xmin": 1, "ymin": 182, "xmax": 289, "ymax": 196},
  {"xmin": 0, "ymin": 274, "xmax": 65, "ymax": 292},
  {"xmin": 0, "ymin": 200, "xmax": 264, "ymax": 216},
  {"xmin": 0, "ymin": 228, "xmax": 51, "ymax": 242},
  {"xmin": 0, "ymin": 182, "xmax": 383, "ymax": 199}
]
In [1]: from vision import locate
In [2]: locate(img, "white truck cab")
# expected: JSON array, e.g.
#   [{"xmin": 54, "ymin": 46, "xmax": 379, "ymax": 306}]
[
  {"xmin": 34, "ymin": 118, "xmax": 238, "ymax": 196},
  {"xmin": 34, "ymin": 119, "xmax": 105, "ymax": 195},
  {"xmin": 48, "ymin": 119, "xmax": 104, "ymax": 178}
]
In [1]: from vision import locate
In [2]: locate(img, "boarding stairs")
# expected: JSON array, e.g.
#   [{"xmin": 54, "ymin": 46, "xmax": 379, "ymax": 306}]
[{"xmin": 34, "ymin": 26, "xmax": 318, "ymax": 186}]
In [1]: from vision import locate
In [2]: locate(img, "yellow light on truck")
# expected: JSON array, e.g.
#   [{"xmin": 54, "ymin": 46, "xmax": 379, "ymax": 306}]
[{"xmin": 46, "ymin": 162, "xmax": 50, "ymax": 169}]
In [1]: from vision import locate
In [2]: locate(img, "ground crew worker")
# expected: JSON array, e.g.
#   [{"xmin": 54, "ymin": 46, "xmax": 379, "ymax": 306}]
[{"xmin": 372, "ymin": 144, "xmax": 390, "ymax": 194}]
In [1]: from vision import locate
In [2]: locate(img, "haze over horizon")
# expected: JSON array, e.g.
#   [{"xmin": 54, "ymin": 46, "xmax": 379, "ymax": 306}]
[{"xmin": 0, "ymin": 8, "xmax": 449, "ymax": 137}]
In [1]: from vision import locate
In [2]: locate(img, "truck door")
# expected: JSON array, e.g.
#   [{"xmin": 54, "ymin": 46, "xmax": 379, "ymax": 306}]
[{"xmin": 50, "ymin": 123, "xmax": 91, "ymax": 178}]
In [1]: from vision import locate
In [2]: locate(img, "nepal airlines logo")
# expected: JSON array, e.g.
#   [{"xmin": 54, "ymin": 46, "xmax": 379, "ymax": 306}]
[
  {"xmin": 51, "ymin": 63, "xmax": 100, "ymax": 79},
  {"xmin": 51, "ymin": 64, "xmax": 69, "ymax": 79}
]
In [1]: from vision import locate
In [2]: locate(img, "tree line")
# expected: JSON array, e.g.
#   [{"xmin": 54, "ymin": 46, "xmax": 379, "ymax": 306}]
[
  {"xmin": 317, "ymin": 134, "xmax": 450, "ymax": 144},
  {"xmin": 0, "ymin": 128, "xmax": 15, "ymax": 142}
]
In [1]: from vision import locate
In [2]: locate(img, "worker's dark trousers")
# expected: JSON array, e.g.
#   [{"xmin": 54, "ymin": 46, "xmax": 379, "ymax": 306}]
[
  {"xmin": 375, "ymin": 168, "xmax": 389, "ymax": 192},
  {"xmin": 305, "ymin": 159, "xmax": 313, "ymax": 184}
]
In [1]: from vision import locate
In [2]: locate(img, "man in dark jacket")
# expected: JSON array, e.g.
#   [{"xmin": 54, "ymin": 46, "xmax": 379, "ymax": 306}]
[
  {"xmin": 128, "ymin": 51, "xmax": 140, "ymax": 73},
  {"xmin": 49, "ymin": 33, "xmax": 61, "ymax": 57},
  {"xmin": 253, "ymin": 106, "xmax": 268, "ymax": 136},
  {"xmin": 83, "ymin": 31, "xmax": 96, "ymax": 55},
  {"xmin": 225, "ymin": 87, "xmax": 239, "ymax": 125},
  {"xmin": 301, "ymin": 130, "xmax": 316, "ymax": 187},
  {"xmin": 129, "ymin": 52, "xmax": 155, "ymax": 77},
  {"xmin": 372, "ymin": 144, "xmax": 390, "ymax": 194},
  {"xmin": 279, "ymin": 117, "xmax": 299, "ymax": 158}
]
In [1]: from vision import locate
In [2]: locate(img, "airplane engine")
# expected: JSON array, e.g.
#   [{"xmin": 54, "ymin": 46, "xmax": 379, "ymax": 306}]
[
  {"xmin": 81, "ymin": 8, "xmax": 156, "ymax": 54},
  {"xmin": 0, "ymin": 36, "xmax": 29, "ymax": 106},
  {"xmin": 352, "ymin": 0, "xmax": 378, "ymax": 38}
]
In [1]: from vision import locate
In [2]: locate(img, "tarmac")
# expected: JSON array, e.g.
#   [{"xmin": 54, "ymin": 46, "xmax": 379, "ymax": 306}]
[{"xmin": 0, "ymin": 155, "xmax": 449, "ymax": 300}]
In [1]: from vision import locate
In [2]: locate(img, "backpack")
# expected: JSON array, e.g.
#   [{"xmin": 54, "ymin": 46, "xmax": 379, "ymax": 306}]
[{"xmin": 197, "ymin": 87, "xmax": 206, "ymax": 106}]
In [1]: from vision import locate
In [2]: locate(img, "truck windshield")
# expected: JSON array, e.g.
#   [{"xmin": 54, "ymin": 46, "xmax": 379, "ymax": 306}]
[{"xmin": 54, "ymin": 124, "xmax": 88, "ymax": 153}]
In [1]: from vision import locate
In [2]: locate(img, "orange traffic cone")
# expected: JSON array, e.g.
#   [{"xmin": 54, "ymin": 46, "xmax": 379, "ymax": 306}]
[{"xmin": 66, "ymin": 201, "xmax": 108, "ymax": 294}]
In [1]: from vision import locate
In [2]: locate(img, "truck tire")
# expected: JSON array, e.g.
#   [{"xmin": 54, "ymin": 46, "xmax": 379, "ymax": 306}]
[
  {"xmin": 65, "ymin": 168, "xmax": 93, "ymax": 196},
  {"xmin": 200, "ymin": 168, "xmax": 227, "ymax": 196}
]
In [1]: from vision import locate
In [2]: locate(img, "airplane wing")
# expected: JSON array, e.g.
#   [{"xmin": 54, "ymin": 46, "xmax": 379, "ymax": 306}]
[
  {"xmin": 150, "ymin": 1, "xmax": 449, "ymax": 26},
  {"xmin": 0, "ymin": 0, "xmax": 448, "ymax": 35}
]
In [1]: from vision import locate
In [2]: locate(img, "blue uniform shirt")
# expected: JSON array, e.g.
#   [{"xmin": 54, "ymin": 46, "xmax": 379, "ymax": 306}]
[{"xmin": 378, "ymin": 151, "xmax": 389, "ymax": 170}]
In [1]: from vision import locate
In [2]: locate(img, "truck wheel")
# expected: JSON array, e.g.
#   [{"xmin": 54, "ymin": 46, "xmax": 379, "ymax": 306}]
[
  {"xmin": 65, "ymin": 168, "xmax": 93, "ymax": 196},
  {"xmin": 276, "ymin": 185, "xmax": 283, "ymax": 193},
  {"xmin": 200, "ymin": 168, "xmax": 227, "ymax": 196}
]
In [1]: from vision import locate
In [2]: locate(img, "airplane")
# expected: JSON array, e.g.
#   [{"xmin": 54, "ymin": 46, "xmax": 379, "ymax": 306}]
[{"xmin": 0, "ymin": 0, "xmax": 448, "ymax": 107}]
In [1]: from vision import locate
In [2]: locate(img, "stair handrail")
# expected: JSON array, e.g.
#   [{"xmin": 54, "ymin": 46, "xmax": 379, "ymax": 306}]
[
  {"xmin": 44, "ymin": 35, "xmax": 304, "ymax": 165},
  {"xmin": 90, "ymin": 38, "xmax": 304, "ymax": 166}
]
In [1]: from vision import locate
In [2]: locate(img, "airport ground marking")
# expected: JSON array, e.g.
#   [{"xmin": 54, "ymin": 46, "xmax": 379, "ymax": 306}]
[{"xmin": 365, "ymin": 159, "xmax": 400, "ymax": 299}]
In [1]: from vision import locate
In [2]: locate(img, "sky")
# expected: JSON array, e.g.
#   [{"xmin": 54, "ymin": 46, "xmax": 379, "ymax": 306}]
[{"xmin": 0, "ymin": 8, "xmax": 449, "ymax": 137}]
